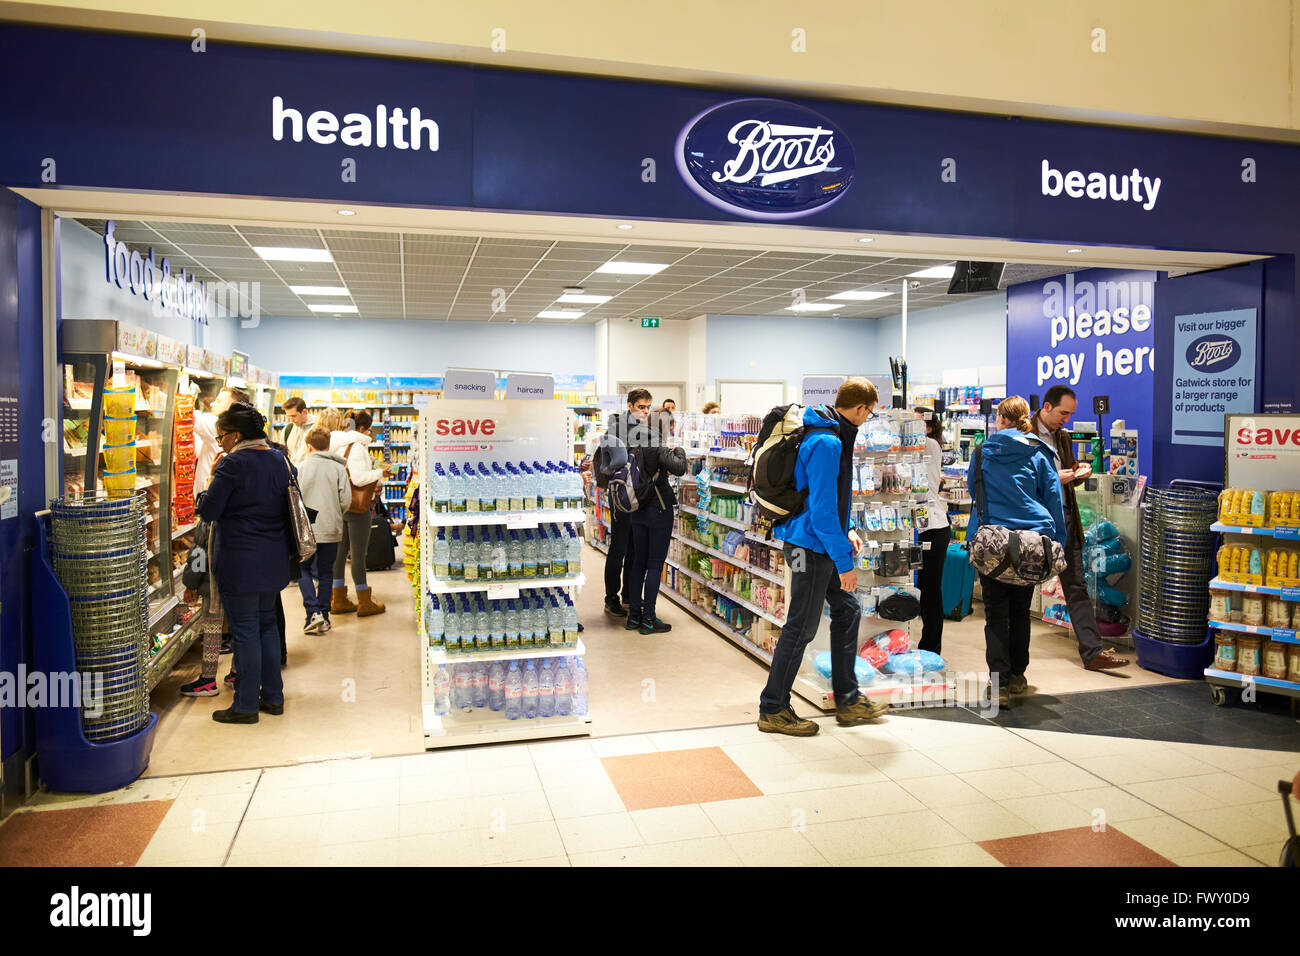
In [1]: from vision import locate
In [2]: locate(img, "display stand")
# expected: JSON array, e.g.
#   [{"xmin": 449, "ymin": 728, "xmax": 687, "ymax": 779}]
[
  {"xmin": 1204, "ymin": 413, "xmax": 1300, "ymax": 707},
  {"xmin": 418, "ymin": 399, "xmax": 592, "ymax": 747}
]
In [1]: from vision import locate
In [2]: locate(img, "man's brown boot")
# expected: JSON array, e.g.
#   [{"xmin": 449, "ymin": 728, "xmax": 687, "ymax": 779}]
[
  {"xmin": 356, "ymin": 588, "xmax": 387, "ymax": 617},
  {"xmin": 757, "ymin": 706, "xmax": 819, "ymax": 737},
  {"xmin": 331, "ymin": 586, "xmax": 357, "ymax": 614},
  {"xmin": 1084, "ymin": 649, "xmax": 1130, "ymax": 671}
]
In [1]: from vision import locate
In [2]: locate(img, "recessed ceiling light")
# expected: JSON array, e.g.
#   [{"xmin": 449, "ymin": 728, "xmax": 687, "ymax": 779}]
[
  {"xmin": 291, "ymin": 285, "xmax": 350, "ymax": 296},
  {"xmin": 616, "ymin": 224, "xmax": 634, "ymax": 230},
  {"xmin": 308, "ymin": 303, "xmax": 358, "ymax": 313},
  {"xmin": 595, "ymin": 261, "xmax": 669, "ymax": 275},
  {"xmin": 1066, "ymin": 247, "xmax": 1084, "ymax": 254},
  {"xmin": 337, "ymin": 209, "xmax": 357, "ymax": 217},
  {"xmin": 786, "ymin": 303, "xmax": 841, "ymax": 312},
  {"xmin": 254, "ymin": 246, "xmax": 333, "ymax": 262},
  {"xmin": 557, "ymin": 293, "xmax": 612, "ymax": 304},
  {"xmin": 907, "ymin": 265, "xmax": 956, "ymax": 279},
  {"xmin": 857, "ymin": 237, "xmax": 875, "ymax": 243},
  {"xmin": 563, "ymin": 286, "xmax": 585, "ymax": 295},
  {"xmin": 827, "ymin": 289, "xmax": 891, "ymax": 301},
  {"xmin": 537, "ymin": 309, "xmax": 586, "ymax": 319}
]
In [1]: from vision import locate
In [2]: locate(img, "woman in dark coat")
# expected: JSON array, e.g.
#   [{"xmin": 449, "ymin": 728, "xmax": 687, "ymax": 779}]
[{"xmin": 197, "ymin": 403, "xmax": 292, "ymax": 724}]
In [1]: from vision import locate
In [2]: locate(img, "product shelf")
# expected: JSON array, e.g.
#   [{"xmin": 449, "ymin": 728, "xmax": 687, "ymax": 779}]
[
  {"xmin": 665, "ymin": 558, "xmax": 786, "ymax": 627},
  {"xmin": 171, "ymin": 521, "xmax": 197, "ymax": 539},
  {"xmin": 427, "ymin": 508, "xmax": 586, "ymax": 529},
  {"xmin": 677, "ymin": 504, "xmax": 749, "ymax": 531},
  {"xmin": 1203, "ymin": 667, "xmax": 1300, "ymax": 699},
  {"xmin": 428, "ymin": 639, "xmax": 586, "ymax": 666},
  {"xmin": 423, "ymin": 705, "xmax": 592, "ymax": 748},
  {"xmin": 1207, "ymin": 619, "xmax": 1300, "ymax": 643},
  {"xmin": 710, "ymin": 480, "xmax": 748, "ymax": 494},
  {"xmin": 670, "ymin": 532, "xmax": 786, "ymax": 584},
  {"xmin": 144, "ymin": 621, "xmax": 200, "ymax": 691},
  {"xmin": 659, "ymin": 587, "xmax": 773, "ymax": 664},
  {"xmin": 1209, "ymin": 577, "xmax": 1300, "ymax": 600},
  {"xmin": 1210, "ymin": 522, "xmax": 1300, "ymax": 540},
  {"xmin": 425, "ymin": 572, "xmax": 586, "ymax": 596}
]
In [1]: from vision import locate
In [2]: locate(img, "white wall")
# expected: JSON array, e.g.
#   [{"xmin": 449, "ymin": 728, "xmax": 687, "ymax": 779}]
[
  {"xmin": 604, "ymin": 316, "xmax": 692, "ymax": 397},
  {"xmin": 873, "ymin": 293, "xmax": 1007, "ymax": 386}
]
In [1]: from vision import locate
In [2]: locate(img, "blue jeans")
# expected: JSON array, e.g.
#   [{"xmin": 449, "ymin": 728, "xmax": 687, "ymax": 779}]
[
  {"xmin": 221, "ymin": 590, "xmax": 284, "ymax": 714},
  {"xmin": 760, "ymin": 545, "xmax": 861, "ymax": 713},
  {"xmin": 299, "ymin": 541, "xmax": 339, "ymax": 620},
  {"xmin": 627, "ymin": 505, "xmax": 674, "ymax": 621}
]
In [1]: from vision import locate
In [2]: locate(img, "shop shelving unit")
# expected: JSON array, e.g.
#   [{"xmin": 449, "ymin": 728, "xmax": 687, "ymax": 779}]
[{"xmin": 418, "ymin": 398, "xmax": 592, "ymax": 748}]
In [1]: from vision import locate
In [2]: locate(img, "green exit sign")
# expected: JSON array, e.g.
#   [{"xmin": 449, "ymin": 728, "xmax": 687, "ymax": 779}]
[{"xmin": 640, "ymin": 317, "xmax": 660, "ymax": 328}]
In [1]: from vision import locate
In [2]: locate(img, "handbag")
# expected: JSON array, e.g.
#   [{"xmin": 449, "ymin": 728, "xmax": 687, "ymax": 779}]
[
  {"xmin": 967, "ymin": 444, "xmax": 1067, "ymax": 587},
  {"xmin": 283, "ymin": 456, "xmax": 318, "ymax": 573},
  {"xmin": 345, "ymin": 440, "xmax": 380, "ymax": 514}
]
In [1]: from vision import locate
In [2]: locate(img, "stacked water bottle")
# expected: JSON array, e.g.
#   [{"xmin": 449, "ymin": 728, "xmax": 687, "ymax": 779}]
[
  {"xmin": 428, "ymin": 459, "xmax": 585, "ymax": 514},
  {"xmin": 431, "ymin": 656, "xmax": 589, "ymax": 721},
  {"xmin": 429, "ymin": 523, "xmax": 582, "ymax": 582},
  {"xmin": 424, "ymin": 586, "xmax": 580, "ymax": 651}
]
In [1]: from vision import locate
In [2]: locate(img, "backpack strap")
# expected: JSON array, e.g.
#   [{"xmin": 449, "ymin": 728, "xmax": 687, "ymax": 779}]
[{"xmin": 971, "ymin": 443, "xmax": 987, "ymax": 524}]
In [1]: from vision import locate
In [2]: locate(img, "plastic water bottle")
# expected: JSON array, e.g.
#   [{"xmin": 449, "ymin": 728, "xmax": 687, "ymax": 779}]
[
  {"xmin": 522, "ymin": 660, "xmax": 539, "ymax": 719},
  {"xmin": 505, "ymin": 599, "xmax": 520, "ymax": 646},
  {"xmin": 544, "ymin": 597, "xmax": 562, "ymax": 647},
  {"xmin": 493, "ymin": 462, "xmax": 511, "ymax": 512},
  {"xmin": 463, "ymin": 528, "xmax": 479, "ymax": 582},
  {"xmin": 432, "ymin": 464, "xmax": 451, "ymax": 514},
  {"xmin": 453, "ymin": 664, "xmax": 473, "ymax": 712},
  {"xmin": 554, "ymin": 658, "xmax": 572, "ymax": 716},
  {"xmin": 504, "ymin": 661, "xmax": 523, "ymax": 720},
  {"xmin": 448, "ymin": 463, "xmax": 467, "ymax": 513},
  {"xmin": 448, "ymin": 528, "xmax": 464, "ymax": 580},
  {"xmin": 460, "ymin": 462, "xmax": 477, "ymax": 512},
  {"xmin": 488, "ymin": 661, "xmax": 505, "ymax": 712},
  {"xmin": 571, "ymin": 657, "xmax": 588, "ymax": 716},
  {"xmin": 551, "ymin": 527, "xmax": 568, "ymax": 576},
  {"xmin": 522, "ymin": 530, "xmax": 538, "ymax": 578},
  {"xmin": 491, "ymin": 530, "xmax": 508, "ymax": 578},
  {"xmin": 477, "ymin": 531, "xmax": 492, "ymax": 582},
  {"xmin": 432, "ymin": 529, "xmax": 450, "ymax": 579},
  {"xmin": 533, "ymin": 599, "xmax": 549, "ymax": 648},
  {"xmin": 517, "ymin": 462, "xmax": 536, "ymax": 510},
  {"xmin": 471, "ymin": 661, "xmax": 488, "ymax": 709},
  {"xmin": 568, "ymin": 464, "xmax": 583, "ymax": 509},
  {"xmin": 507, "ymin": 531, "xmax": 523, "ymax": 578},
  {"xmin": 476, "ymin": 463, "xmax": 495, "ymax": 512},
  {"xmin": 507, "ymin": 464, "xmax": 525, "ymax": 512},
  {"xmin": 425, "ymin": 595, "xmax": 445, "ymax": 645},
  {"xmin": 566, "ymin": 529, "xmax": 582, "ymax": 575},
  {"xmin": 489, "ymin": 599, "xmax": 505, "ymax": 646},
  {"xmin": 443, "ymin": 600, "xmax": 460, "ymax": 653},
  {"xmin": 537, "ymin": 460, "xmax": 557, "ymax": 510},
  {"xmin": 538, "ymin": 659, "xmax": 555, "ymax": 717},
  {"xmin": 564, "ymin": 596, "xmax": 579, "ymax": 647},
  {"xmin": 433, "ymin": 664, "xmax": 451, "ymax": 715},
  {"xmin": 474, "ymin": 599, "xmax": 490, "ymax": 651}
]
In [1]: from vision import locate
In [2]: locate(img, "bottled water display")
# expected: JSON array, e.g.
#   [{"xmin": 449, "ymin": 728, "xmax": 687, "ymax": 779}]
[
  {"xmin": 488, "ymin": 661, "xmax": 505, "ymax": 712},
  {"xmin": 432, "ymin": 664, "xmax": 451, "ymax": 716},
  {"xmin": 522, "ymin": 660, "xmax": 538, "ymax": 719},
  {"xmin": 428, "ymin": 460, "xmax": 587, "ymax": 515},
  {"xmin": 538, "ymin": 658, "xmax": 555, "ymax": 717},
  {"xmin": 427, "ymin": 587, "xmax": 581, "ymax": 650},
  {"xmin": 554, "ymin": 657, "xmax": 572, "ymax": 716},
  {"xmin": 431, "ymin": 523, "xmax": 580, "ymax": 582},
  {"xmin": 571, "ymin": 657, "xmax": 588, "ymax": 716},
  {"xmin": 504, "ymin": 661, "xmax": 523, "ymax": 720}
]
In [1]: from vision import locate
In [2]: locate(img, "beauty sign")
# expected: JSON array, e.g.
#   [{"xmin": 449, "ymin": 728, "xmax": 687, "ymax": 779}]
[{"xmin": 1171, "ymin": 308, "xmax": 1257, "ymax": 446}]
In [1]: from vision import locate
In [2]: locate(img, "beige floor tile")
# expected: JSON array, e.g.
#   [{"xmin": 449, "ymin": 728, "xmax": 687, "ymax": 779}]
[
  {"xmin": 137, "ymin": 822, "xmax": 240, "ymax": 865},
  {"xmin": 399, "ymin": 773, "xmax": 476, "ymax": 804},
  {"xmin": 700, "ymin": 795, "xmax": 803, "ymax": 835},
  {"xmin": 721, "ymin": 740, "xmax": 806, "ymax": 773},
  {"xmin": 1125, "ymin": 778, "xmax": 1226, "ymax": 815},
  {"xmin": 323, "ymin": 777, "xmax": 401, "ymax": 812},
  {"xmin": 1231, "ymin": 762, "xmax": 1300, "ymax": 792},
  {"xmin": 589, "ymin": 735, "xmax": 659, "ymax": 758},
  {"xmin": 177, "ymin": 769, "xmax": 262, "ymax": 798},
  {"xmin": 397, "ymin": 829, "xmax": 482, "ymax": 867},
  {"xmin": 469, "ymin": 764, "xmax": 543, "ymax": 796},
  {"xmin": 461, "ymin": 744, "xmax": 536, "ymax": 771},
  {"xmin": 258, "ymin": 763, "xmax": 333, "ymax": 791},
  {"xmin": 746, "ymin": 756, "xmax": 887, "ymax": 794},
  {"xmin": 316, "ymin": 806, "xmax": 400, "ymax": 845},
  {"xmin": 326, "ymin": 756, "xmax": 404, "ymax": 783},
  {"xmin": 897, "ymin": 775, "xmax": 992, "ymax": 809},
  {"xmin": 158, "ymin": 791, "xmax": 254, "ymax": 829},
  {"xmin": 836, "ymin": 842, "xmax": 1004, "ymax": 867},
  {"xmin": 478, "ymin": 820, "xmax": 567, "ymax": 865},
  {"xmin": 646, "ymin": 727, "xmax": 741, "ymax": 752},
  {"xmin": 398, "ymin": 751, "xmax": 469, "ymax": 777},
  {"xmin": 230, "ymin": 813, "xmax": 323, "ymax": 852},
  {"xmin": 1011, "ymin": 760, "xmax": 1108, "ymax": 793},
  {"xmin": 242, "ymin": 784, "xmax": 332, "ymax": 819},
  {"xmin": 1009, "ymin": 728, "xmax": 1165, "ymax": 761},
  {"xmin": 1239, "ymin": 842, "xmax": 1282, "ymax": 866},
  {"xmin": 543, "ymin": 782, "xmax": 627, "ymax": 819},
  {"xmin": 1174, "ymin": 772, "xmax": 1278, "ymax": 805},
  {"xmin": 567, "ymin": 846, "xmax": 654, "ymax": 866},
  {"xmin": 631, "ymin": 804, "xmax": 719, "ymax": 844},
  {"xmin": 830, "ymin": 730, "xmax": 914, "ymax": 756},
  {"xmin": 791, "ymin": 781, "xmax": 927, "ymax": 822},
  {"xmin": 1075, "ymin": 749, "xmax": 1218, "ymax": 785},
  {"xmin": 862, "ymin": 750, "xmax": 952, "ymax": 781},
  {"xmin": 398, "ymin": 799, "xmax": 480, "ymax": 837},
  {"xmin": 804, "ymin": 810, "xmax": 966, "ymax": 862},
  {"xmin": 146, "ymin": 856, "xmax": 229, "ymax": 868},
  {"xmin": 1168, "ymin": 742, "xmax": 1295, "ymax": 772},
  {"xmin": 224, "ymin": 846, "xmax": 316, "ymax": 867},
  {"xmin": 997, "ymin": 793, "xmax": 1097, "ymax": 831},
  {"xmin": 936, "ymin": 802, "xmax": 1040, "ymax": 841},
  {"xmin": 1171, "ymin": 849, "xmax": 1265, "ymax": 867},
  {"xmin": 313, "ymin": 838, "xmax": 401, "ymax": 866},
  {"xmin": 635, "ymin": 836, "xmax": 745, "ymax": 866},
  {"xmin": 535, "ymin": 759, "xmax": 612, "ymax": 791},
  {"xmin": 959, "ymin": 768, "xmax": 1051, "ymax": 801},
  {"xmin": 1179, "ymin": 802, "xmax": 1293, "ymax": 848},
  {"xmin": 1056, "ymin": 787, "xmax": 1164, "ymax": 824},
  {"xmin": 767, "ymin": 733, "xmax": 860, "ymax": 762},
  {"xmin": 557, "ymin": 812, "xmax": 646, "ymax": 855},
  {"xmin": 924, "ymin": 738, "xmax": 1056, "ymax": 774},
  {"xmin": 527, "ymin": 738, "xmax": 597, "ymax": 764},
  {"xmin": 489, "ymin": 855, "xmax": 572, "ymax": 867},
  {"xmin": 725, "ymin": 828, "xmax": 829, "ymax": 866},
  {"xmin": 1114, "ymin": 816, "xmax": 1231, "ymax": 858},
  {"xmin": 472, "ymin": 791, "xmax": 554, "ymax": 830}
]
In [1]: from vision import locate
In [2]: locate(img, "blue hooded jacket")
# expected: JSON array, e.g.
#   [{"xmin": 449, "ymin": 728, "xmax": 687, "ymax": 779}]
[
  {"xmin": 778, "ymin": 405, "xmax": 858, "ymax": 574},
  {"xmin": 966, "ymin": 429, "xmax": 1068, "ymax": 547}
]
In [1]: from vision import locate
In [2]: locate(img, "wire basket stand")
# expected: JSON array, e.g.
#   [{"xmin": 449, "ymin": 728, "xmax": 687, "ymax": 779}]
[{"xmin": 1137, "ymin": 485, "xmax": 1219, "ymax": 644}]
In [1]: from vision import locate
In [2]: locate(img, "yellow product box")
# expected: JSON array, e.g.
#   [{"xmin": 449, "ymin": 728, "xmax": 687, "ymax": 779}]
[
  {"xmin": 1268, "ymin": 490, "xmax": 1300, "ymax": 528},
  {"xmin": 1264, "ymin": 549, "xmax": 1300, "ymax": 588},
  {"xmin": 1218, "ymin": 487, "xmax": 1268, "ymax": 527}
]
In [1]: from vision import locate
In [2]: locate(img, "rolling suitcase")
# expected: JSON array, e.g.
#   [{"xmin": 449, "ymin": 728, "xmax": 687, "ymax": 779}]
[
  {"xmin": 365, "ymin": 501, "xmax": 398, "ymax": 572},
  {"xmin": 942, "ymin": 542, "xmax": 975, "ymax": 620}
]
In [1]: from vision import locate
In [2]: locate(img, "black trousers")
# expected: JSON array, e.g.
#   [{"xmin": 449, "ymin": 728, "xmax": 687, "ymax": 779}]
[
  {"xmin": 627, "ymin": 505, "xmax": 674, "ymax": 621},
  {"xmin": 917, "ymin": 526, "xmax": 951, "ymax": 653},
  {"xmin": 980, "ymin": 573, "xmax": 1033, "ymax": 682},
  {"xmin": 605, "ymin": 512, "xmax": 632, "ymax": 606}
]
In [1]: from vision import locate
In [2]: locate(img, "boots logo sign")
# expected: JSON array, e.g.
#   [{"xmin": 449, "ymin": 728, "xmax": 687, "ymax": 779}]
[
  {"xmin": 675, "ymin": 98, "xmax": 855, "ymax": 220},
  {"xmin": 1185, "ymin": 334, "xmax": 1242, "ymax": 373}
]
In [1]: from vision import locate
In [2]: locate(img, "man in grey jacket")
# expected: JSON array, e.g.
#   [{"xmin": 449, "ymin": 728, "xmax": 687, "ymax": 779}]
[{"xmin": 296, "ymin": 426, "xmax": 350, "ymax": 634}]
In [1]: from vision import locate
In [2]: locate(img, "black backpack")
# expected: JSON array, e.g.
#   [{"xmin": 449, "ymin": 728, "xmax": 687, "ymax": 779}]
[
  {"xmin": 365, "ymin": 500, "xmax": 398, "ymax": 571},
  {"xmin": 747, "ymin": 404, "xmax": 833, "ymax": 527}
]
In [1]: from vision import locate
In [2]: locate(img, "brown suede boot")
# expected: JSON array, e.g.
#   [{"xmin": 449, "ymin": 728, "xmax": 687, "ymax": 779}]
[
  {"xmin": 331, "ymin": 586, "xmax": 357, "ymax": 614},
  {"xmin": 356, "ymin": 588, "xmax": 386, "ymax": 617}
]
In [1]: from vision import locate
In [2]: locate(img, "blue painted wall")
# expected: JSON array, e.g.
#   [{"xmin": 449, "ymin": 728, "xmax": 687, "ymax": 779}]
[
  {"xmin": 873, "ymin": 294, "xmax": 1008, "ymax": 384},
  {"xmin": 704, "ymin": 314, "xmax": 879, "ymax": 390}
]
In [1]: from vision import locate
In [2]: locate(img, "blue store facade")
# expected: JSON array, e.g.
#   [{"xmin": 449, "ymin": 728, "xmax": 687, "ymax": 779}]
[{"xmin": 1, "ymin": 23, "xmax": 1298, "ymax": 793}]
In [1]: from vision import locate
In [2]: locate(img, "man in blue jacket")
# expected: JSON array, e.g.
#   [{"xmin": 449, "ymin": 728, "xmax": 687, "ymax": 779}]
[{"xmin": 758, "ymin": 378, "xmax": 886, "ymax": 737}]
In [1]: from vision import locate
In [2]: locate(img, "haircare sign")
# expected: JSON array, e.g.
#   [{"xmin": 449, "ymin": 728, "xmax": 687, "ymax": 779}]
[
  {"xmin": 675, "ymin": 98, "xmax": 854, "ymax": 220},
  {"xmin": 505, "ymin": 373, "xmax": 553, "ymax": 400},
  {"xmin": 1171, "ymin": 309, "xmax": 1257, "ymax": 446}
]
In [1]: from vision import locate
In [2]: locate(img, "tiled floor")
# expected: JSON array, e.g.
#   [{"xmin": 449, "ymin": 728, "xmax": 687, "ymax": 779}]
[{"xmin": 3, "ymin": 712, "xmax": 1295, "ymax": 867}]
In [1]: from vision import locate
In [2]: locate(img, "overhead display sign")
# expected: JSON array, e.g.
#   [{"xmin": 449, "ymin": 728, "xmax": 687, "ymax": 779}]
[
  {"xmin": 1007, "ymin": 268, "xmax": 1157, "ymax": 470},
  {"xmin": 442, "ymin": 369, "xmax": 495, "ymax": 400},
  {"xmin": 504, "ymin": 372, "xmax": 553, "ymax": 400},
  {"xmin": 801, "ymin": 375, "xmax": 845, "ymax": 405},
  {"xmin": 103, "ymin": 221, "xmax": 210, "ymax": 326},
  {"xmin": 1171, "ymin": 308, "xmax": 1257, "ymax": 446},
  {"xmin": 675, "ymin": 98, "xmax": 855, "ymax": 220}
]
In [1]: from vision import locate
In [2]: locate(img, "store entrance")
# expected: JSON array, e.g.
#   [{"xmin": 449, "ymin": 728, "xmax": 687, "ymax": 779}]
[{"xmin": 37, "ymin": 196, "xmax": 1271, "ymax": 776}]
